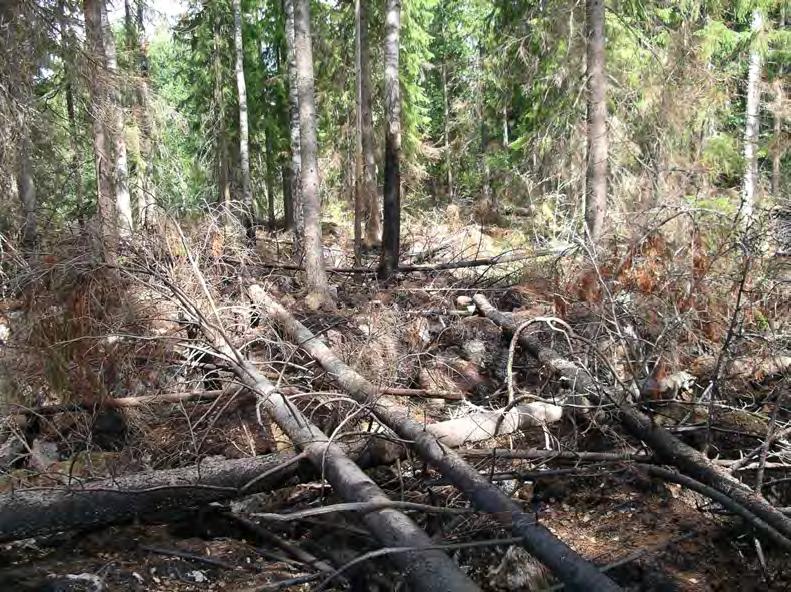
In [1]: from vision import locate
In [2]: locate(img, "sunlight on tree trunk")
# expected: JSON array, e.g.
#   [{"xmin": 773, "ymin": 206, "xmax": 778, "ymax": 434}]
[
  {"xmin": 16, "ymin": 143, "xmax": 37, "ymax": 250},
  {"xmin": 585, "ymin": 0, "xmax": 608, "ymax": 244},
  {"xmin": 100, "ymin": 0, "xmax": 133, "ymax": 239},
  {"xmin": 358, "ymin": 0, "xmax": 380, "ymax": 249},
  {"xmin": 83, "ymin": 0, "xmax": 118, "ymax": 257},
  {"xmin": 742, "ymin": 9, "xmax": 763, "ymax": 224},
  {"xmin": 284, "ymin": 0, "xmax": 304, "ymax": 258},
  {"xmin": 293, "ymin": 0, "xmax": 330, "ymax": 305},
  {"xmin": 233, "ymin": 0, "xmax": 254, "ymax": 243},
  {"xmin": 379, "ymin": 0, "xmax": 402, "ymax": 280}
]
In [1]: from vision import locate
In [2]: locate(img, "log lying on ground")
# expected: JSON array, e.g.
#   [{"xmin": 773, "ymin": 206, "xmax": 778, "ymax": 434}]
[
  {"xmin": 0, "ymin": 453, "xmax": 304, "ymax": 544},
  {"xmin": 184, "ymin": 294, "xmax": 479, "ymax": 591},
  {"xmin": 472, "ymin": 293, "xmax": 791, "ymax": 545},
  {"xmin": 251, "ymin": 285, "xmax": 621, "ymax": 592},
  {"xmin": 0, "ymin": 401, "xmax": 560, "ymax": 544}
]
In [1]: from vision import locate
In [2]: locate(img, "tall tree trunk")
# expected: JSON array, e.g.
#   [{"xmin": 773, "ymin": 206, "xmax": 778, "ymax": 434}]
[
  {"xmin": 442, "ymin": 62, "xmax": 453, "ymax": 201},
  {"xmin": 265, "ymin": 129, "xmax": 276, "ymax": 230},
  {"xmin": 100, "ymin": 1, "xmax": 133, "ymax": 239},
  {"xmin": 83, "ymin": 0, "xmax": 117, "ymax": 256},
  {"xmin": 125, "ymin": 0, "xmax": 156, "ymax": 228},
  {"xmin": 16, "ymin": 142, "xmax": 37, "ymax": 250},
  {"xmin": 60, "ymin": 1, "xmax": 84, "ymax": 226},
  {"xmin": 354, "ymin": 0, "xmax": 364, "ymax": 263},
  {"xmin": 584, "ymin": 0, "xmax": 607, "ymax": 244},
  {"xmin": 284, "ymin": 0, "xmax": 303, "ymax": 257},
  {"xmin": 212, "ymin": 10, "xmax": 231, "ymax": 226},
  {"xmin": 281, "ymin": 164, "xmax": 293, "ymax": 228},
  {"xmin": 378, "ymin": 0, "xmax": 402, "ymax": 279},
  {"xmin": 232, "ymin": 0, "xmax": 255, "ymax": 243},
  {"xmin": 478, "ymin": 43, "xmax": 492, "ymax": 208},
  {"xmin": 293, "ymin": 0, "xmax": 330, "ymax": 305},
  {"xmin": 358, "ymin": 0, "xmax": 380, "ymax": 248},
  {"xmin": 742, "ymin": 9, "xmax": 763, "ymax": 222}
]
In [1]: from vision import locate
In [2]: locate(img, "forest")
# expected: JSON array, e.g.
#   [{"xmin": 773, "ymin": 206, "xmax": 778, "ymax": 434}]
[{"xmin": 0, "ymin": 0, "xmax": 789, "ymax": 590}]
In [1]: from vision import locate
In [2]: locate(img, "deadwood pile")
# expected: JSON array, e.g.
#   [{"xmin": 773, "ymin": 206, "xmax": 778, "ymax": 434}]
[{"xmin": 1, "ymin": 228, "xmax": 790, "ymax": 591}]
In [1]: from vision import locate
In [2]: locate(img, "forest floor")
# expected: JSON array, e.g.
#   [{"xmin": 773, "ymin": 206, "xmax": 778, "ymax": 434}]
[{"xmin": 0, "ymin": 210, "xmax": 790, "ymax": 591}]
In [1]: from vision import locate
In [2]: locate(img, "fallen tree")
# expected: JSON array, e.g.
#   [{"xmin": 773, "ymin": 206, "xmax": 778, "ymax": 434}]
[
  {"xmin": 472, "ymin": 293, "xmax": 791, "ymax": 546},
  {"xmin": 161, "ymin": 274, "xmax": 480, "ymax": 591},
  {"xmin": 0, "ymin": 399, "xmax": 561, "ymax": 544},
  {"xmin": 0, "ymin": 453, "xmax": 304, "ymax": 544},
  {"xmin": 251, "ymin": 285, "xmax": 621, "ymax": 592}
]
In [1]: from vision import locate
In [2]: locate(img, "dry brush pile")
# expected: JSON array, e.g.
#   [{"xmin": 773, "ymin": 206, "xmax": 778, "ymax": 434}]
[{"xmin": 0, "ymin": 210, "xmax": 790, "ymax": 591}]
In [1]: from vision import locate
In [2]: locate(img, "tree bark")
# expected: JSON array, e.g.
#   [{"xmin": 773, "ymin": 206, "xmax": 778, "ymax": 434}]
[
  {"xmin": 358, "ymin": 0, "xmax": 380, "ymax": 248},
  {"xmin": 293, "ymin": 0, "xmax": 330, "ymax": 304},
  {"xmin": 379, "ymin": 0, "xmax": 402, "ymax": 279},
  {"xmin": 353, "ymin": 0, "xmax": 364, "ymax": 262},
  {"xmin": 584, "ymin": 0, "xmax": 607, "ymax": 244},
  {"xmin": 60, "ymin": 1, "xmax": 85, "ymax": 227},
  {"xmin": 442, "ymin": 62, "xmax": 453, "ymax": 201},
  {"xmin": 478, "ymin": 42, "xmax": 492, "ymax": 208},
  {"xmin": 212, "ymin": 11, "xmax": 231, "ymax": 223},
  {"xmin": 254, "ymin": 288, "xmax": 621, "ymax": 592},
  {"xmin": 83, "ymin": 0, "xmax": 118, "ymax": 257},
  {"xmin": 233, "ymin": 0, "xmax": 255, "ymax": 243},
  {"xmin": 742, "ymin": 9, "xmax": 763, "ymax": 221},
  {"xmin": 16, "ymin": 141, "xmax": 37, "ymax": 250},
  {"xmin": 284, "ymin": 0, "xmax": 303, "ymax": 257},
  {"xmin": 265, "ymin": 129, "xmax": 276, "ymax": 230},
  {"xmin": 0, "ymin": 454, "xmax": 304, "ymax": 544},
  {"xmin": 100, "ymin": 0, "xmax": 134, "ymax": 239}
]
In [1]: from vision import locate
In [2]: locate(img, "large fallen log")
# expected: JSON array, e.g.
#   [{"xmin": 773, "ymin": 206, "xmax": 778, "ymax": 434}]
[
  {"xmin": 176, "ymin": 286, "xmax": 479, "ymax": 590},
  {"xmin": 0, "ymin": 453, "xmax": 304, "ymax": 544},
  {"xmin": 472, "ymin": 293, "xmax": 791, "ymax": 546},
  {"xmin": 251, "ymin": 285, "xmax": 621, "ymax": 592},
  {"xmin": 0, "ymin": 401, "xmax": 560, "ymax": 545}
]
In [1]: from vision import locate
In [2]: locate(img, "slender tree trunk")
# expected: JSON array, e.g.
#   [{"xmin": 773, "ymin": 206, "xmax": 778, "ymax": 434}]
[
  {"xmin": 293, "ymin": 0, "xmax": 330, "ymax": 305},
  {"xmin": 478, "ymin": 43, "xmax": 492, "ymax": 208},
  {"xmin": 83, "ymin": 0, "xmax": 117, "ymax": 256},
  {"xmin": 100, "ymin": 1, "xmax": 133, "ymax": 239},
  {"xmin": 773, "ymin": 110, "xmax": 782, "ymax": 196},
  {"xmin": 378, "ymin": 0, "xmax": 402, "ymax": 279},
  {"xmin": 16, "ymin": 143, "xmax": 37, "ymax": 249},
  {"xmin": 584, "ymin": 0, "xmax": 607, "ymax": 244},
  {"xmin": 265, "ymin": 129, "xmax": 276, "ymax": 230},
  {"xmin": 353, "ymin": 0, "xmax": 364, "ymax": 263},
  {"xmin": 282, "ymin": 162, "xmax": 293, "ymax": 228},
  {"xmin": 442, "ymin": 62, "xmax": 453, "ymax": 201},
  {"xmin": 212, "ymin": 11, "xmax": 231, "ymax": 226},
  {"xmin": 284, "ymin": 0, "xmax": 303, "ymax": 257},
  {"xmin": 359, "ymin": 0, "xmax": 380, "ymax": 248},
  {"xmin": 742, "ymin": 9, "xmax": 763, "ymax": 222},
  {"xmin": 232, "ymin": 0, "xmax": 255, "ymax": 243},
  {"xmin": 60, "ymin": 2, "xmax": 84, "ymax": 226},
  {"xmin": 502, "ymin": 101, "xmax": 509, "ymax": 146}
]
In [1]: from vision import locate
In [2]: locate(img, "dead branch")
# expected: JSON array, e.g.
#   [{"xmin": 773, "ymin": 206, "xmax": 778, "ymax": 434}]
[
  {"xmin": 472, "ymin": 293, "xmax": 791, "ymax": 544},
  {"xmin": 251, "ymin": 285, "xmax": 622, "ymax": 592}
]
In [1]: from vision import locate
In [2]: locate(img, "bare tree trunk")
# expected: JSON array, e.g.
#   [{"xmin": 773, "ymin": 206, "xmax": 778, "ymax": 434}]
[
  {"xmin": 379, "ymin": 0, "xmax": 402, "ymax": 279},
  {"xmin": 83, "ymin": 0, "xmax": 117, "ymax": 256},
  {"xmin": 584, "ymin": 0, "xmax": 607, "ymax": 244},
  {"xmin": 293, "ymin": 0, "xmax": 330, "ymax": 305},
  {"xmin": 359, "ymin": 0, "xmax": 380, "ymax": 248},
  {"xmin": 16, "ymin": 143, "xmax": 37, "ymax": 249},
  {"xmin": 354, "ymin": 0, "xmax": 364, "ymax": 263},
  {"xmin": 233, "ymin": 0, "xmax": 255, "ymax": 243},
  {"xmin": 60, "ymin": 2, "xmax": 85, "ymax": 226},
  {"xmin": 264, "ymin": 129, "xmax": 276, "ymax": 230},
  {"xmin": 284, "ymin": 0, "xmax": 303, "ymax": 257},
  {"xmin": 742, "ymin": 9, "xmax": 763, "ymax": 221},
  {"xmin": 100, "ymin": 0, "xmax": 133, "ymax": 239},
  {"xmin": 478, "ymin": 43, "xmax": 492, "ymax": 207},
  {"xmin": 442, "ymin": 62, "xmax": 453, "ymax": 201}
]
